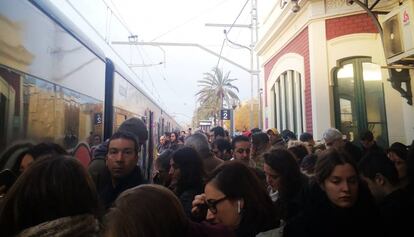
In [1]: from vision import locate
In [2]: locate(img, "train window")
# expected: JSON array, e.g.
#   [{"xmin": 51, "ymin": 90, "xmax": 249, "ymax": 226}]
[
  {"xmin": 0, "ymin": 1, "xmax": 106, "ymax": 151},
  {"xmin": 0, "ymin": 1, "xmax": 105, "ymax": 100},
  {"xmin": 0, "ymin": 66, "xmax": 103, "ymax": 151}
]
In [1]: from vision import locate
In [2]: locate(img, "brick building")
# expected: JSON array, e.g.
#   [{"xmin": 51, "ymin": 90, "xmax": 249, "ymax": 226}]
[{"xmin": 256, "ymin": 0, "xmax": 414, "ymax": 146}]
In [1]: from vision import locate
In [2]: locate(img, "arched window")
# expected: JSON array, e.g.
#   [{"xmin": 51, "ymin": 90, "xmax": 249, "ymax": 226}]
[
  {"xmin": 272, "ymin": 70, "xmax": 303, "ymax": 135},
  {"xmin": 333, "ymin": 57, "xmax": 388, "ymax": 147}
]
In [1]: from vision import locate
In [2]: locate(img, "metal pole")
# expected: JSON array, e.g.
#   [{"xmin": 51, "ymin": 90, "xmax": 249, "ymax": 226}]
[
  {"xmin": 230, "ymin": 109, "xmax": 234, "ymax": 137},
  {"xmin": 249, "ymin": 0, "xmax": 254, "ymax": 130},
  {"xmin": 253, "ymin": 0, "xmax": 262, "ymax": 130}
]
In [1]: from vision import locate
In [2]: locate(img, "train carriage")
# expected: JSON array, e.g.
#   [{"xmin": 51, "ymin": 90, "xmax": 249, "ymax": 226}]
[{"xmin": 0, "ymin": 0, "xmax": 180, "ymax": 178}]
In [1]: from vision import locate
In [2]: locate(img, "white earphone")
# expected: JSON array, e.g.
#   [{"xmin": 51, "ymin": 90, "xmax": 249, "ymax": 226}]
[{"xmin": 237, "ymin": 200, "xmax": 241, "ymax": 214}]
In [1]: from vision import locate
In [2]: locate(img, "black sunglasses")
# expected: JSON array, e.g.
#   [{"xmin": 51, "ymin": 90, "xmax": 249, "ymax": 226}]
[{"xmin": 205, "ymin": 196, "xmax": 228, "ymax": 214}]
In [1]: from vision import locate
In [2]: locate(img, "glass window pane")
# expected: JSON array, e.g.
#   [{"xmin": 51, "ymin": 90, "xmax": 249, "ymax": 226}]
[
  {"xmin": 286, "ymin": 71, "xmax": 294, "ymax": 131},
  {"xmin": 0, "ymin": 1, "xmax": 106, "ymax": 100},
  {"xmin": 280, "ymin": 74, "xmax": 286, "ymax": 129},
  {"xmin": 0, "ymin": 66, "xmax": 103, "ymax": 151},
  {"xmin": 362, "ymin": 62, "xmax": 388, "ymax": 147},
  {"xmin": 276, "ymin": 81, "xmax": 281, "ymax": 130},
  {"xmin": 337, "ymin": 63, "xmax": 357, "ymax": 140},
  {"xmin": 294, "ymin": 72, "xmax": 303, "ymax": 134}
]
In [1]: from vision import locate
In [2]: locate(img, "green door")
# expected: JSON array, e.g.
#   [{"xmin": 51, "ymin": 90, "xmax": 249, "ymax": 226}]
[{"xmin": 333, "ymin": 58, "xmax": 388, "ymax": 148}]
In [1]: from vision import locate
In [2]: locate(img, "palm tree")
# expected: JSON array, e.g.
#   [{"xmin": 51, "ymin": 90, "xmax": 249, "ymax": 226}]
[{"xmin": 196, "ymin": 67, "xmax": 240, "ymax": 124}]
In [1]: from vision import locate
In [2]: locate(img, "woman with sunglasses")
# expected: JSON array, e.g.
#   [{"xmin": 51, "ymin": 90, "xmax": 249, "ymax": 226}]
[{"xmin": 192, "ymin": 161, "xmax": 280, "ymax": 237}]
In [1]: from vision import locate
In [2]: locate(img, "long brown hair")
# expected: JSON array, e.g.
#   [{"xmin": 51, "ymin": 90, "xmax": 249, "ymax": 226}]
[
  {"xmin": 0, "ymin": 155, "xmax": 99, "ymax": 236},
  {"xmin": 315, "ymin": 148, "xmax": 359, "ymax": 184},
  {"xmin": 104, "ymin": 184, "xmax": 188, "ymax": 237}
]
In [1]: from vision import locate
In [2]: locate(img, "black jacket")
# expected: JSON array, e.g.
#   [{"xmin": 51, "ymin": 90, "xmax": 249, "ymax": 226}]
[
  {"xmin": 98, "ymin": 166, "xmax": 145, "ymax": 209},
  {"xmin": 284, "ymin": 181, "xmax": 386, "ymax": 237},
  {"xmin": 379, "ymin": 188, "xmax": 413, "ymax": 237}
]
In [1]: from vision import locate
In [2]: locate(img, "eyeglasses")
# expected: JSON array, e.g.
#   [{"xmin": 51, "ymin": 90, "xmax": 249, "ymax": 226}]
[
  {"xmin": 205, "ymin": 196, "xmax": 228, "ymax": 214},
  {"xmin": 235, "ymin": 148, "xmax": 250, "ymax": 154}
]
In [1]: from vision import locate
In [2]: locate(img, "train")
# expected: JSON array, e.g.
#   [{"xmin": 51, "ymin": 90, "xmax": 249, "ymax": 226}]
[{"xmin": 0, "ymin": 0, "xmax": 181, "ymax": 178}]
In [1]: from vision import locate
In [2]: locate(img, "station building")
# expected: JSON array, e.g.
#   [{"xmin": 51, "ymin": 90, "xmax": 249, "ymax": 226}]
[{"xmin": 256, "ymin": 0, "xmax": 414, "ymax": 146}]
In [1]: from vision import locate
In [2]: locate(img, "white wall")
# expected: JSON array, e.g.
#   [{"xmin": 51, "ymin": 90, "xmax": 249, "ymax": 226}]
[
  {"xmin": 308, "ymin": 19, "xmax": 331, "ymax": 140},
  {"xmin": 400, "ymin": 70, "xmax": 414, "ymax": 144}
]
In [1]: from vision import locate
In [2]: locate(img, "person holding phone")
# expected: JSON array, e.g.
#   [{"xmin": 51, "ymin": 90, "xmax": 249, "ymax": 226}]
[{"xmin": 192, "ymin": 161, "xmax": 281, "ymax": 237}]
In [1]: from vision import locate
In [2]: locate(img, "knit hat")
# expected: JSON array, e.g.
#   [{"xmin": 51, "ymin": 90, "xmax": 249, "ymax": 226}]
[
  {"xmin": 322, "ymin": 128, "xmax": 343, "ymax": 144},
  {"xmin": 118, "ymin": 117, "xmax": 148, "ymax": 145},
  {"xmin": 387, "ymin": 142, "xmax": 408, "ymax": 160},
  {"xmin": 266, "ymin": 128, "xmax": 279, "ymax": 135}
]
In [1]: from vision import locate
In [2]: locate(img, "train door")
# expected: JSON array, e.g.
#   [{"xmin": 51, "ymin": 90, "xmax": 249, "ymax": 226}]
[
  {"xmin": 146, "ymin": 111, "xmax": 154, "ymax": 180},
  {"xmin": 333, "ymin": 57, "xmax": 388, "ymax": 147},
  {"xmin": 0, "ymin": 75, "xmax": 15, "ymax": 151}
]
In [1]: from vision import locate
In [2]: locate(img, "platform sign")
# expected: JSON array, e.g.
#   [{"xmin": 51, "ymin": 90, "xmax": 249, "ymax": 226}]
[{"xmin": 221, "ymin": 109, "xmax": 231, "ymax": 120}]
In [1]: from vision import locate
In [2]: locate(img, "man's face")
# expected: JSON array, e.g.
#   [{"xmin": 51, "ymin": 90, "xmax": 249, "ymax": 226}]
[
  {"xmin": 106, "ymin": 138, "xmax": 138, "ymax": 179},
  {"xmin": 165, "ymin": 135, "xmax": 170, "ymax": 142},
  {"xmin": 170, "ymin": 133, "xmax": 177, "ymax": 142},
  {"xmin": 233, "ymin": 141, "xmax": 251, "ymax": 163},
  {"xmin": 93, "ymin": 135, "xmax": 101, "ymax": 146},
  {"xmin": 360, "ymin": 175, "xmax": 384, "ymax": 203}
]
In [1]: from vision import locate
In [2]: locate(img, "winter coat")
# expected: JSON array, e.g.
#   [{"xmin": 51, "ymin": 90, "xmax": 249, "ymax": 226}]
[
  {"xmin": 98, "ymin": 166, "xmax": 145, "ymax": 209},
  {"xmin": 379, "ymin": 188, "xmax": 413, "ymax": 237},
  {"xmin": 187, "ymin": 221, "xmax": 236, "ymax": 237},
  {"xmin": 15, "ymin": 214, "xmax": 99, "ymax": 237},
  {"xmin": 284, "ymin": 181, "xmax": 386, "ymax": 237}
]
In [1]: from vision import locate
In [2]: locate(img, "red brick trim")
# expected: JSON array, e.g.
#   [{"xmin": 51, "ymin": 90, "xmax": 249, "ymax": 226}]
[
  {"xmin": 263, "ymin": 27, "xmax": 312, "ymax": 133},
  {"xmin": 325, "ymin": 13, "xmax": 378, "ymax": 40}
]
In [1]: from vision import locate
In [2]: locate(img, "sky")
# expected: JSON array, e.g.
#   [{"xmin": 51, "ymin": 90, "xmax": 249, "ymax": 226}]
[{"xmin": 69, "ymin": 0, "xmax": 274, "ymax": 126}]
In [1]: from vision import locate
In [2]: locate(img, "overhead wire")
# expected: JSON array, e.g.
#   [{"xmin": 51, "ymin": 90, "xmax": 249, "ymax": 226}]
[
  {"xmin": 65, "ymin": 0, "xmax": 167, "ymax": 108},
  {"xmin": 102, "ymin": 0, "xmax": 167, "ymax": 106},
  {"xmin": 213, "ymin": 0, "xmax": 251, "ymax": 73},
  {"xmin": 105, "ymin": 0, "xmax": 180, "ymax": 108},
  {"xmin": 204, "ymin": 0, "xmax": 250, "ymax": 111},
  {"xmin": 150, "ymin": 0, "xmax": 231, "ymax": 42},
  {"xmin": 108, "ymin": 0, "xmax": 214, "ymax": 108}
]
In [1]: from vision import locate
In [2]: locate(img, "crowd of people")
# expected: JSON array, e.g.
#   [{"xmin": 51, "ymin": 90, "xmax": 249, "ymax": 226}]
[{"xmin": 0, "ymin": 119, "xmax": 413, "ymax": 237}]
